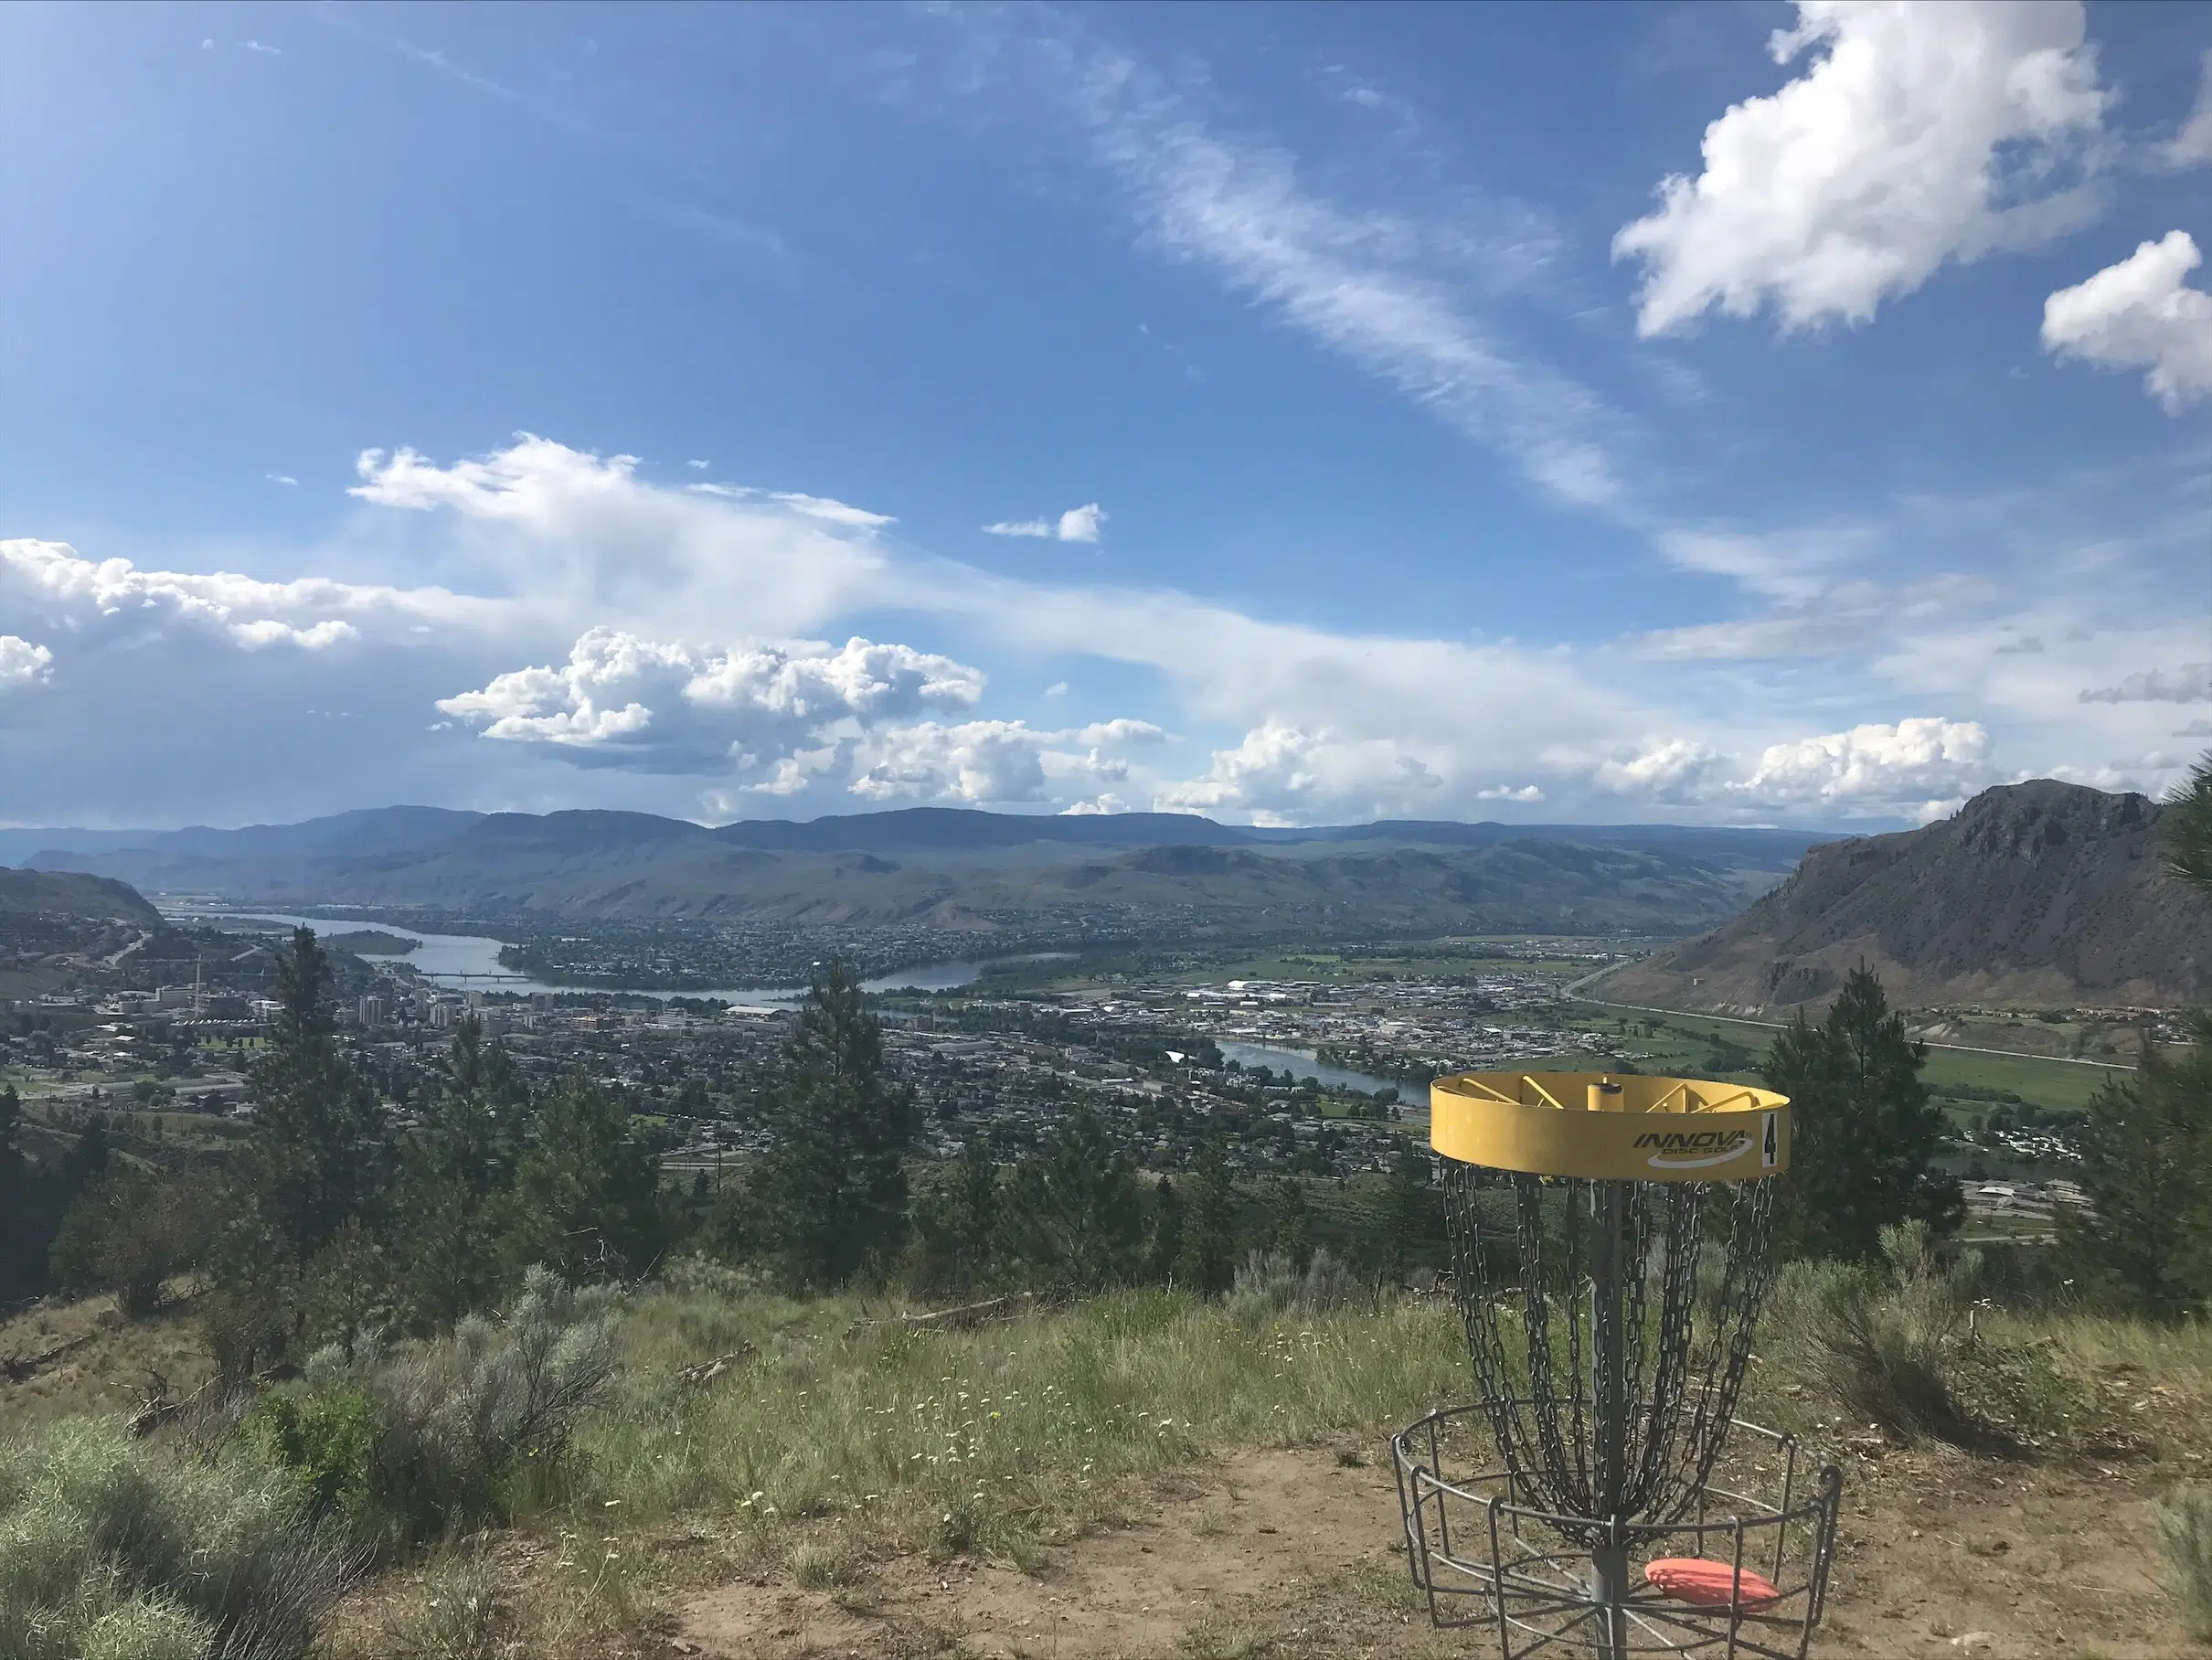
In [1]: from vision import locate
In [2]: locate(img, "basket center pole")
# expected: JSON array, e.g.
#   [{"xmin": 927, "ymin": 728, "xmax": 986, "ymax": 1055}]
[{"xmin": 1590, "ymin": 1156, "xmax": 1631, "ymax": 1655}]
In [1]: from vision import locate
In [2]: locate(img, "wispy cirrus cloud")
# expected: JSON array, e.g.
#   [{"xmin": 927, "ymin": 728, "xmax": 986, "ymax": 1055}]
[
  {"xmin": 393, "ymin": 40, "xmax": 521, "ymax": 104},
  {"xmin": 1081, "ymin": 92, "xmax": 1626, "ymax": 510},
  {"xmin": 909, "ymin": 13, "xmax": 1628, "ymax": 516}
]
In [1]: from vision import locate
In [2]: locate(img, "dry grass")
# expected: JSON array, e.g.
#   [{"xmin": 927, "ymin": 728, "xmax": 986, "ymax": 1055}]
[
  {"xmin": 16, "ymin": 1260, "xmax": 2212, "ymax": 1658},
  {"xmin": 558, "ymin": 1286, "xmax": 1464, "ymax": 1568},
  {"xmin": 0, "ymin": 1284, "xmax": 212, "ymax": 1429}
]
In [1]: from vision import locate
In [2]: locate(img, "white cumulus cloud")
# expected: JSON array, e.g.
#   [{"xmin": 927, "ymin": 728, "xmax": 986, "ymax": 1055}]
[
  {"xmin": 436, "ymin": 628, "xmax": 988, "ymax": 776},
  {"xmin": 0, "ymin": 635, "xmax": 54, "ymax": 689},
  {"xmin": 1735, "ymin": 717, "xmax": 1992, "ymax": 810},
  {"xmin": 850, "ymin": 720, "xmax": 1051, "ymax": 804},
  {"xmin": 1154, "ymin": 722, "xmax": 1462, "ymax": 826},
  {"xmin": 1592, "ymin": 740, "xmax": 1731, "ymax": 802},
  {"xmin": 1616, "ymin": 1, "xmax": 2109, "ymax": 335},
  {"xmin": 0, "ymin": 537, "xmax": 493, "ymax": 644},
  {"xmin": 351, "ymin": 436, "xmax": 888, "ymax": 637},
  {"xmin": 230, "ymin": 619, "xmax": 358, "ymax": 651},
  {"xmin": 2041, "ymin": 231, "xmax": 2212, "ymax": 413},
  {"xmin": 983, "ymin": 503, "xmax": 1107, "ymax": 543}
]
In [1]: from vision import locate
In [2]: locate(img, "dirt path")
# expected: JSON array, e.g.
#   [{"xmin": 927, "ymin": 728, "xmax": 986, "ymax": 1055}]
[{"xmin": 673, "ymin": 1444, "xmax": 2197, "ymax": 1660}]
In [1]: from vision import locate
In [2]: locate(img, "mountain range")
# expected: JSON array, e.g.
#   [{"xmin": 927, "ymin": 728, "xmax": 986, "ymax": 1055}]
[
  {"xmin": 1602, "ymin": 781, "xmax": 2209, "ymax": 1012},
  {"xmin": 3, "ymin": 805, "xmax": 1835, "ymax": 939}
]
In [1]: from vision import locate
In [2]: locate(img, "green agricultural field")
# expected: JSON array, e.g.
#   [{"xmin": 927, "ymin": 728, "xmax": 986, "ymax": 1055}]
[{"xmin": 1571, "ymin": 1002, "xmax": 2129, "ymax": 1113}]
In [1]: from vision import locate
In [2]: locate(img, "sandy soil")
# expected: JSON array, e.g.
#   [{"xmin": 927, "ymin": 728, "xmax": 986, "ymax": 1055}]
[{"xmin": 671, "ymin": 1442, "xmax": 2199, "ymax": 1660}]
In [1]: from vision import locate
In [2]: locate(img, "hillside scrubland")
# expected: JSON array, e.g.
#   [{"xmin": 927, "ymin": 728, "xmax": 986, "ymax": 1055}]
[{"xmin": 7, "ymin": 1257, "xmax": 2212, "ymax": 1659}]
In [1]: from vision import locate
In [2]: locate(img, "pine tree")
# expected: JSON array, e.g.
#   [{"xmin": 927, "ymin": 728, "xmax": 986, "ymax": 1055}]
[
  {"xmin": 0, "ymin": 1084, "xmax": 33, "ymax": 1299},
  {"xmin": 50, "ymin": 1165, "xmax": 217, "ymax": 1318},
  {"xmin": 238, "ymin": 928, "xmax": 395, "ymax": 1261},
  {"xmin": 418, "ymin": 1016, "xmax": 526, "ymax": 1196},
  {"xmin": 1175, "ymin": 1139, "xmax": 1237, "ymax": 1293},
  {"xmin": 1001, "ymin": 1101, "xmax": 1144, "ymax": 1290},
  {"xmin": 1269, "ymin": 1176, "xmax": 1310, "ymax": 1267},
  {"xmin": 207, "ymin": 928, "xmax": 394, "ymax": 1372},
  {"xmin": 754, "ymin": 958, "xmax": 917, "ymax": 1287},
  {"xmin": 1146, "ymin": 1174, "xmax": 1183, "ymax": 1285},
  {"xmin": 395, "ymin": 1016, "xmax": 529, "ymax": 1326},
  {"xmin": 2164, "ymin": 751, "xmax": 2212, "ymax": 897},
  {"xmin": 494, "ymin": 1073, "xmax": 667, "ymax": 1282},
  {"xmin": 1763, "ymin": 963, "xmax": 1960, "ymax": 1260},
  {"xmin": 912, "ymin": 1132, "xmax": 1003, "ymax": 1293},
  {"xmin": 2059, "ymin": 1013, "xmax": 2212, "ymax": 1314},
  {"xmin": 1380, "ymin": 1144, "xmax": 1431, "ymax": 1282},
  {"xmin": 951, "ymin": 1133, "xmax": 1004, "ymax": 1287}
]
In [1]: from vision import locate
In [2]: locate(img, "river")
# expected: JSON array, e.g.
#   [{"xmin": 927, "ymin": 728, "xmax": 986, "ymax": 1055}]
[
  {"xmin": 162, "ymin": 910, "xmax": 1033, "ymax": 1004},
  {"xmin": 1212, "ymin": 1038, "xmax": 1416, "ymax": 1100}
]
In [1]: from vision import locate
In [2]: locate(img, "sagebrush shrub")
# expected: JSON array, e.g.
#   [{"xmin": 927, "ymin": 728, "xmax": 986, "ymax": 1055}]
[
  {"xmin": 378, "ymin": 1548, "xmax": 515, "ymax": 1660},
  {"xmin": 2155, "ymin": 1484, "xmax": 2212, "ymax": 1640},
  {"xmin": 1767, "ymin": 1221, "xmax": 1983, "ymax": 1443},
  {"xmin": 1228, "ymin": 1248, "xmax": 1363, "ymax": 1323},
  {"xmin": 268, "ymin": 1266, "xmax": 623, "ymax": 1548},
  {"xmin": 0, "ymin": 1417, "xmax": 353, "ymax": 1660}
]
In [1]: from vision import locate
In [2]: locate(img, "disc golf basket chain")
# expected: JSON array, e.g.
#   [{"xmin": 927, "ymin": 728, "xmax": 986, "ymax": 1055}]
[{"xmin": 1392, "ymin": 1072, "xmax": 1842, "ymax": 1658}]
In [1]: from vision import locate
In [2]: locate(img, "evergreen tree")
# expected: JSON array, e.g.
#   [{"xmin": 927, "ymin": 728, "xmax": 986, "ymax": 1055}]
[
  {"xmin": 58, "ymin": 1117, "xmax": 110, "ymax": 1191},
  {"xmin": 1380, "ymin": 1144, "xmax": 1431, "ymax": 1282},
  {"xmin": 1175, "ymin": 1139, "xmax": 1237, "ymax": 1293},
  {"xmin": 494, "ymin": 1073, "xmax": 667, "ymax": 1282},
  {"xmin": 2164, "ymin": 751, "xmax": 2212, "ymax": 897},
  {"xmin": 752, "ymin": 958, "xmax": 916, "ymax": 1287},
  {"xmin": 914, "ymin": 1132, "xmax": 1000, "ymax": 1292},
  {"xmin": 51, "ymin": 1165, "xmax": 218, "ymax": 1317},
  {"xmin": 0, "ymin": 1084, "xmax": 34, "ymax": 1299},
  {"xmin": 207, "ymin": 927, "xmax": 394, "ymax": 1373},
  {"xmin": 1001, "ymin": 1101, "xmax": 1144, "ymax": 1290},
  {"xmin": 238, "ymin": 928, "xmax": 394, "ymax": 1261},
  {"xmin": 1145, "ymin": 1174, "xmax": 1183, "ymax": 1285},
  {"xmin": 395, "ymin": 1016, "xmax": 528, "ymax": 1326},
  {"xmin": 2059, "ymin": 1014, "xmax": 2212, "ymax": 1314},
  {"xmin": 419, "ymin": 1016, "xmax": 526, "ymax": 1195},
  {"xmin": 1269, "ymin": 1176, "xmax": 1310, "ymax": 1267},
  {"xmin": 1762, "ymin": 963, "xmax": 1960, "ymax": 1260}
]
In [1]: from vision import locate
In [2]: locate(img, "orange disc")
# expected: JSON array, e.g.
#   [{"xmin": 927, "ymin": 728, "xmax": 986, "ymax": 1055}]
[{"xmin": 1644, "ymin": 1557, "xmax": 1782, "ymax": 1611}]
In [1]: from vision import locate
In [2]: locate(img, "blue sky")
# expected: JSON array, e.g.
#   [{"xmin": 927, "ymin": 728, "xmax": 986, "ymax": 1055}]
[{"xmin": 2, "ymin": 0, "xmax": 2207, "ymax": 830}]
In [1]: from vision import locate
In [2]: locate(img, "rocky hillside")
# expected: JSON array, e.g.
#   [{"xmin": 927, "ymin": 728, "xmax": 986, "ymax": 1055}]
[
  {"xmin": 1603, "ymin": 781, "xmax": 2212, "ymax": 1012},
  {"xmin": 0, "ymin": 867, "xmax": 163, "ymax": 925}
]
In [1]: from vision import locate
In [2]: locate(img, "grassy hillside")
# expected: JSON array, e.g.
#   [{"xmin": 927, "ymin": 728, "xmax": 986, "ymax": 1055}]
[{"xmin": 11, "ymin": 1273, "xmax": 2212, "ymax": 1657}]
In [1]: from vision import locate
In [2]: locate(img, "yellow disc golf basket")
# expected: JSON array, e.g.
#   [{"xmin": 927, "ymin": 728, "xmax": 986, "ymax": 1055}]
[{"xmin": 1392, "ymin": 1072, "xmax": 1842, "ymax": 1659}]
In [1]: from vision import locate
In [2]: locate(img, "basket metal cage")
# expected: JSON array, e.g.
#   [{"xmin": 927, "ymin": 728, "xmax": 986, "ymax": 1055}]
[{"xmin": 1394, "ymin": 1405, "xmax": 1842, "ymax": 1659}]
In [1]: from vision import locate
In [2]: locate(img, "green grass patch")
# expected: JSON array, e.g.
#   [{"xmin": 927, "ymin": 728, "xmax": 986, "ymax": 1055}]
[
  {"xmin": 1575, "ymin": 1004, "xmax": 2128, "ymax": 1112},
  {"xmin": 564, "ymin": 1287, "xmax": 1466, "ymax": 1563}
]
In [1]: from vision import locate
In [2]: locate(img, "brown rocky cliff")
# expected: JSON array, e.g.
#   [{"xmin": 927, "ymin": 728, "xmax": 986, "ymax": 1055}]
[{"xmin": 1604, "ymin": 780, "xmax": 2211, "ymax": 1012}]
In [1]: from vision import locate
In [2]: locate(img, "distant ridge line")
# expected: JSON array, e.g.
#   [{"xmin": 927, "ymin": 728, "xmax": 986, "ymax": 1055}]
[{"xmin": 0, "ymin": 803, "xmax": 1843, "ymax": 867}]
